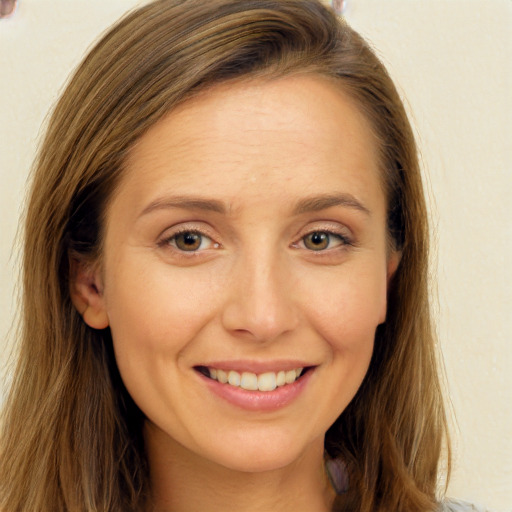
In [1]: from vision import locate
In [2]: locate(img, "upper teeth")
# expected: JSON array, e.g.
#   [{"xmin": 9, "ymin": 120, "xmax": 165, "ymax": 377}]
[{"xmin": 209, "ymin": 368, "xmax": 303, "ymax": 392}]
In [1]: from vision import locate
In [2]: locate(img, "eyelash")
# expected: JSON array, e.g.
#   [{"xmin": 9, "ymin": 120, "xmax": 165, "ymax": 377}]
[
  {"xmin": 294, "ymin": 230, "xmax": 353, "ymax": 252},
  {"xmin": 158, "ymin": 228, "xmax": 219, "ymax": 253},
  {"xmin": 158, "ymin": 226, "xmax": 353, "ymax": 255}
]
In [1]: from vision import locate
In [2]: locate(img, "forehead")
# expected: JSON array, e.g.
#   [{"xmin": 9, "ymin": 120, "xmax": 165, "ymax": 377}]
[{"xmin": 117, "ymin": 74, "xmax": 383, "ymax": 215}]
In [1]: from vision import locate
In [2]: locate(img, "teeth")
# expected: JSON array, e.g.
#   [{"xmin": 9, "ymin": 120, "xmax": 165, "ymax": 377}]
[
  {"xmin": 228, "ymin": 371, "xmax": 240, "ymax": 387},
  {"xmin": 206, "ymin": 367, "xmax": 304, "ymax": 391},
  {"xmin": 258, "ymin": 372, "xmax": 277, "ymax": 391},
  {"xmin": 285, "ymin": 369, "xmax": 297, "ymax": 384},
  {"xmin": 240, "ymin": 372, "xmax": 258, "ymax": 391},
  {"xmin": 216, "ymin": 369, "xmax": 228, "ymax": 384}
]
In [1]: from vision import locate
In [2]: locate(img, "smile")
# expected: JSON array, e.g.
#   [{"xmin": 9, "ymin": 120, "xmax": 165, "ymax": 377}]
[
  {"xmin": 198, "ymin": 367, "xmax": 305, "ymax": 392},
  {"xmin": 194, "ymin": 364, "xmax": 315, "ymax": 411}
]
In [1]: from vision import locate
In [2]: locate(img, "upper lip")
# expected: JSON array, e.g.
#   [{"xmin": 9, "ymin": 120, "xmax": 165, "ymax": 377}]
[{"xmin": 195, "ymin": 360, "xmax": 315, "ymax": 374}]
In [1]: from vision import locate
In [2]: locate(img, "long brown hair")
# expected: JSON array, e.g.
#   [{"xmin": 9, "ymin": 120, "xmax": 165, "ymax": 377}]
[{"xmin": 0, "ymin": 1, "xmax": 450, "ymax": 510}]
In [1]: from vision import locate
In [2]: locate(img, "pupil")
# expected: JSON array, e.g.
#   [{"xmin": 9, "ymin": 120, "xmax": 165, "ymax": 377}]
[
  {"xmin": 176, "ymin": 232, "xmax": 201, "ymax": 251},
  {"xmin": 305, "ymin": 232, "xmax": 329, "ymax": 251},
  {"xmin": 311, "ymin": 233, "xmax": 326, "ymax": 245},
  {"xmin": 183, "ymin": 233, "xmax": 198, "ymax": 245}
]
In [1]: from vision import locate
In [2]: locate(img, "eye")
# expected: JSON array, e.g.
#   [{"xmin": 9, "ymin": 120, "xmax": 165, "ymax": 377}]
[
  {"xmin": 301, "ymin": 231, "xmax": 348, "ymax": 251},
  {"xmin": 164, "ymin": 230, "xmax": 217, "ymax": 252}
]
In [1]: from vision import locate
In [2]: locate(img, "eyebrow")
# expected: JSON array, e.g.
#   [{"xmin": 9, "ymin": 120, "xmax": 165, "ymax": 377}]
[
  {"xmin": 292, "ymin": 193, "xmax": 371, "ymax": 216},
  {"xmin": 138, "ymin": 192, "xmax": 370, "ymax": 218},
  {"xmin": 139, "ymin": 196, "xmax": 227, "ymax": 217}
]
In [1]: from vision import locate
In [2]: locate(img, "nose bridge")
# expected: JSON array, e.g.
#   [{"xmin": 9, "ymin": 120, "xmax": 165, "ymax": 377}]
[{"xmin": 221, "ymin": 242, "xmax": 298, "ymax": 342}]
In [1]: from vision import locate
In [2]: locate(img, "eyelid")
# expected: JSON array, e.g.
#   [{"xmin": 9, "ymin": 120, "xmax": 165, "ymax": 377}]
[
  {"xmin": 295, "ymin": 231, "xmax": 351, "ymax": 251},
  {"xmin": 157, "ymin": 223, "xmax": 221, "ymax": 252},
  {"xmin": 156, "ymin": 221, "xmax": 354, "ymax": 255},
  {"xmin": 294, "ymin": 222, "xmax": 354, "ymax": 246}
]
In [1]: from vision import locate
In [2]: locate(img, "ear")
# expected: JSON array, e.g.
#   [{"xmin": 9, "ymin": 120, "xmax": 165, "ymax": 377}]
[
  {"xmin": 69, "ymin": 256, "xmax": 109, "ymax": 329},
  {"xmin": 386, "ymin": 249, "xmax": 402, "ymax": 285},
  {"xmin": 379, "ymin": 250, "xmax": 402, "ymax": 324}
]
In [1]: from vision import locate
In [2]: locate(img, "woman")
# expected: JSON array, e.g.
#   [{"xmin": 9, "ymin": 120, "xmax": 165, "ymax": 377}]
[{"xmin": 0, "ymin": 0, "xmax": 484, "ymax": 510}]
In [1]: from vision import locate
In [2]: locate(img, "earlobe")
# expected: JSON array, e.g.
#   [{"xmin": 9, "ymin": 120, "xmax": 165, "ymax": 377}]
[
  {"xmin": 69, "ymin": 256, "xmax": 109, "ymax": 330},
  {"xmin": 386, "ymin": 250, "xmax": 402, "ymax": 285},
  {"xmin": 379, "ymin": 250, "xmax": 402, "ymax": 324}
]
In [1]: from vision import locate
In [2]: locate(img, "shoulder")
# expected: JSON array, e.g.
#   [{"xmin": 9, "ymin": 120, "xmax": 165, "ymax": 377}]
[{"xmin": 440, "ymin": 499, "xmax": 492, "ymax": 512}]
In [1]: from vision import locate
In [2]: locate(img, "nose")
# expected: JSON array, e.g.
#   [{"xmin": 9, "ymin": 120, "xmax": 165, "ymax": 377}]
[{"xmin": 221, "ymin": 249, "xmax": 299, "ymax": 343}]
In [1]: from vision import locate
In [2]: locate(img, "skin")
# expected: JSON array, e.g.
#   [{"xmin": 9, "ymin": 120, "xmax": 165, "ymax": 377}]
[{"xmin": 72, "ymin": 74, "xmax": 400, "ymax": 512}]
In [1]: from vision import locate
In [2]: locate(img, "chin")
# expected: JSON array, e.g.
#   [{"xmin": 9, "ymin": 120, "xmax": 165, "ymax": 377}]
[
  {"xmin": 213, "ymin": 451, "xmax": 299, "ymax": 474},
  {"xmin": 202, "ymin": 431, "xmax": 321, "ymax": 474}
]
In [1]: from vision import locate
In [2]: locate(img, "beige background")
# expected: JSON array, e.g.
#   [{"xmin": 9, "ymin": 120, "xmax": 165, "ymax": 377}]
[{"xmin": 1, "ymin": 1, "xmax": 510, "ymax": 510}]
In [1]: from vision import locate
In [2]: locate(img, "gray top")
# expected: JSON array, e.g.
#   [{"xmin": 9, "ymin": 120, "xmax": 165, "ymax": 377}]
[
  {"xmin": 326, "ymin": 459, "xmax": 491, "ymax": 511},
  {"xmin": 441, "ymin": 499, "xmax": 491, "ymax": 512}
]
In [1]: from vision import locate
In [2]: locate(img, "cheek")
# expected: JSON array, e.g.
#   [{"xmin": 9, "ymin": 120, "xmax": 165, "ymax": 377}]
[
  {"xmin": 306, "ymin": 266, "xmax": 387, "ymax": 354},
  {"xmin": 103, "ymin": 256, "xmax": 220, "ymax": 373},
  {"xmin": 307, "ymin": 268, "xmax": 386, "ymax": 418},
  {"xmin": 103, "ymin": 258, "xmax": 226, "ymax": 425}
]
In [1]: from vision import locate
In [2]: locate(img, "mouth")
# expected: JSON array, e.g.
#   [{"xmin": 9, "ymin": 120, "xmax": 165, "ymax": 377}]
[{"xmin": 194, "ymin": 365, "xmax": 313, "ymax": 392}]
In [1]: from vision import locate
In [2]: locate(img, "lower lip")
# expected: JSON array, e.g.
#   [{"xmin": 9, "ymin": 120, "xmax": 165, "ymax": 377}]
[{"xmin": 198, "ymin": 369, "xmax": 314, "ymax": 412}]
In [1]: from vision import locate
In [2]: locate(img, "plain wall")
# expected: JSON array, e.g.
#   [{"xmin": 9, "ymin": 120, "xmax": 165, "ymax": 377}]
[{"xmin": 1, "ymin": 1, "xmax": 510, "ymax": 510}]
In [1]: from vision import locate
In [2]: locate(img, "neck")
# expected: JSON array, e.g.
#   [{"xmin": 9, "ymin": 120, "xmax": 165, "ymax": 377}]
[{"xmin": 144, "ymin": 422, "xmax": 336, "ymax": 512}]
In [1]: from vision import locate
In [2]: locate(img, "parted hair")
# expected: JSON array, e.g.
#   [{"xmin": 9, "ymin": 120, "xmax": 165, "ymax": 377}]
[{"xmin": 0, "ymin": 0, "xmax": 450, "ymax": 510}]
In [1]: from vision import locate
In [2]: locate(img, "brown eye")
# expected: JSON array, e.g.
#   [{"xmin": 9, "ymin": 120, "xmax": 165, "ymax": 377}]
[
  {"xmin": 174, "ymin": 232, "xmax": 203, "ymax": 251},
  {"xmin": 303, "ymin": 232, "xmax": 329, "ymax": 251},
  {"xmin": 303, "ymin": 231, "xmax": 343, "ymax": 251}
]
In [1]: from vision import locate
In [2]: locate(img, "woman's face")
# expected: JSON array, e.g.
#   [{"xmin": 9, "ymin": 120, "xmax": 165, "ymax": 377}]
[{"xmin": 77, "ymin": 75, "xmax": 398, "ymax": 472}]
